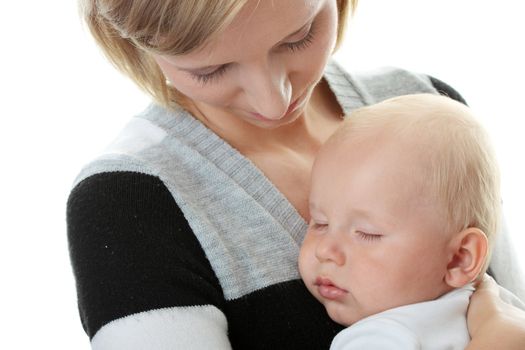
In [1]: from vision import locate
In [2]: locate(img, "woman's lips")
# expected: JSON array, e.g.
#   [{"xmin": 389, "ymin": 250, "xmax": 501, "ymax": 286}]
[{"xmin": 314, "ymin": 277, "xmax": 348, "ymax": 300}]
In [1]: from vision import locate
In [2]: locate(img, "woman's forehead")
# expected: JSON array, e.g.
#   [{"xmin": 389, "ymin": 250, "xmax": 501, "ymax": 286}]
[
  {"xmin": 231, "ymin": 0, "xmax": 321, "ymax": 29},
  {"xmin": 165, "ymin": 0, "xmax": 326, "ymax": 67}
]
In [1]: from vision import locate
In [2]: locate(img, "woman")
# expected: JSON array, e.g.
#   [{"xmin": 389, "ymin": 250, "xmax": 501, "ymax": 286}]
[{"xmin": 68, "ymin": 0, "xmax": 525, "ymax": 348}]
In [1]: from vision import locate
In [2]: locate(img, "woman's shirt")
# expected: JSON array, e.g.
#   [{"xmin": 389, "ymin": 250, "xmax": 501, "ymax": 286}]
[{"xmin": 67, "ymin": 61, "xmax": 524, "ymax": 349}]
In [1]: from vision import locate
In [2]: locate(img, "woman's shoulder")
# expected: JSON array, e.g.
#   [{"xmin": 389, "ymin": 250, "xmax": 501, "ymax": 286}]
[
  {"xmin": 325, "ymin": 60, "xmax": 467, "ymax": 109},
  {"xmin": 426, "ymin": 75, "xmax": 467, "ymax": 105},
  {"xmin": 70, "ymin": 102, "xmax": 203, "ymax": 190},
  {"xmin": 67, "ymin": 170, "xmax": 226, "ymax": 339}
]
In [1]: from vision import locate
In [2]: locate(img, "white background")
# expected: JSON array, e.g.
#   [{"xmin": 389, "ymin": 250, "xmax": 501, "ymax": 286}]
[{"xmin": 0, "ymin": 0, "xmax": 523, "ymax": 348}]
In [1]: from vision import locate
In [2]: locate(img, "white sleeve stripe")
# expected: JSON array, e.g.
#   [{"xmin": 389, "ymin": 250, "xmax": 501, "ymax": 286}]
[{"xmin": 91, "ymin": 305, "xmax": 232, "ymax": 350}]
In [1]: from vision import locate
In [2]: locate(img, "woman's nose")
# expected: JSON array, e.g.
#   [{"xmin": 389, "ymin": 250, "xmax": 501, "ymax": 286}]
[
  {"xmin": 315, "ymin": 233, "xmax": 346, "ymax": 266},
  {"xmin": 242, "ymin": 60, "xmax": 291, "ymax": 120}
]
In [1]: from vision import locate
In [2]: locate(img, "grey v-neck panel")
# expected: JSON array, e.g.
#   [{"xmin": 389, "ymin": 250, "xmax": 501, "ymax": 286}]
[{"xmin": 73, "ymin": 61, "xmax": 437, "ymax": 300}]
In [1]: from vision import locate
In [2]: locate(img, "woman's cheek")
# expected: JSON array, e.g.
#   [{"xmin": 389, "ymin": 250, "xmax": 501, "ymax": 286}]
[
  {"xmin": 173, "ymin": 76, "xmax": 237, "ymax": 107},
  {"xmin": 292, "ymin": 26, "xmax": 337, "ymax": 88}
]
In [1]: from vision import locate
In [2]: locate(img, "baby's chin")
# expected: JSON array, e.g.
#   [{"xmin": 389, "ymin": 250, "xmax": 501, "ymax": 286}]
[
  {"xmin": 323, "ymin": 301, "xmax": 363, "ymax": 327},
  {"xmin": 308, "ymin": 286, "xmax": 368, "ymax": 326}
]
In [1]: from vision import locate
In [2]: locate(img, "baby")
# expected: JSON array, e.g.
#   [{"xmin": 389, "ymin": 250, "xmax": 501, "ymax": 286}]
[{"xmin": 299, "ymin": 94, "xmax": 501, "ymax": 349}]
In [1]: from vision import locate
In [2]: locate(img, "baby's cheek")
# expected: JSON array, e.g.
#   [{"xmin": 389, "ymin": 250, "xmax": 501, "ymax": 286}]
[
  {"xmin": 298, "ymin": 238, "xmax": 318, "ymax": 284},
  {"xmin": 298, "ymin": 241, "xmax": 310, "ymax": 275}
]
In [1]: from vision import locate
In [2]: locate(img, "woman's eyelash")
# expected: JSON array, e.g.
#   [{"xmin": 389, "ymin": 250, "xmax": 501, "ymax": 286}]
[
  {"xmin": 190, "ymin": 64, "xmax": 230, "ymax": 85},
  {"xmin": 284, "ymin": 23, "xmax": 316, "ymax": 52}
]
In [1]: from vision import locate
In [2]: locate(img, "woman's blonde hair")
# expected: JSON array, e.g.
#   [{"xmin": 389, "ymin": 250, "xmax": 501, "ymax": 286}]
[
  {"xmin": 328, "ymin": 94, "xmax": 501, "ymax": 274},
  {"xmin": 80, "ymin": 0, "xmax": 358, "ymax": 108}
]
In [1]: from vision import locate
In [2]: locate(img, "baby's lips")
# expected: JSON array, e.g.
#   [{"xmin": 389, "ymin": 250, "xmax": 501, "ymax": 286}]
[{"xmin": 314, "ymin": 277, "xmax": 348, "ymax": 300}]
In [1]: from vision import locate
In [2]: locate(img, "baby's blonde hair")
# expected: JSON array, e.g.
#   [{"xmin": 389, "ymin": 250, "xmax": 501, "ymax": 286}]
[
  {"xmin": 328, "ymin": 94, "xmax": 501, "ymax": 273},
  {"xmin": 79, "ymin": 0, "xmax": 358, "ymax": 109}
]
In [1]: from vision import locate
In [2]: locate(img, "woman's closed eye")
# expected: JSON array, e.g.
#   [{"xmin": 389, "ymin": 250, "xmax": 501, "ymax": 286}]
[
  {"xmin": 190, "ymin": 64, "xmax": 231, "ymax": 85},
  {"xmin": 282, "ymin": 21, "xmax": 317, "ymax": 52},
  {"xmin": 189, "ymin": 21, "xmax": 317, "ymax": 85}
]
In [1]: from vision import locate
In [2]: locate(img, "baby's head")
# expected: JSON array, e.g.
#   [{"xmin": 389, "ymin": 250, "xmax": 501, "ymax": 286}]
[{"xmin": 298, "ymin": 93, "xmax": 500, "ymax": 326}]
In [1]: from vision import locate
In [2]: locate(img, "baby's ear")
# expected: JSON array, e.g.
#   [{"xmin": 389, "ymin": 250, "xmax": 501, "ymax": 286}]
[{"xmin": 444, "ymin": 227, "xmax": 488, "ymax": 288}]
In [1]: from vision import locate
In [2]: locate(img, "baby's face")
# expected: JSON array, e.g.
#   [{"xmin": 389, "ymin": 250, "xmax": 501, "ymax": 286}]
[{"xmin": 298, "ymin": 135, "xmax": 454, "ymax": 326}]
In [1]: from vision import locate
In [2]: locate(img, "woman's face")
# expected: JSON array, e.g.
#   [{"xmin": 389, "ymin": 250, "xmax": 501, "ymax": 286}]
[{"xmin": 154, "ymin": 0, "xmax": 338, "ymax": 129}]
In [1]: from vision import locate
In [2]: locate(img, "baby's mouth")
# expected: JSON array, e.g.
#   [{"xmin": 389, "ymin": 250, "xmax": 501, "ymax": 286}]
[{"xmin": 314, "ymin": 277, "xmax": 348, "ymax": 300}]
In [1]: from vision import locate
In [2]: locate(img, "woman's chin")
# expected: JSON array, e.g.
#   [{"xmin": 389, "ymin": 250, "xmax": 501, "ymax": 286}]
[{"xmin": 247, "ymin": 107, "xmax": 307, "ymax": 130}]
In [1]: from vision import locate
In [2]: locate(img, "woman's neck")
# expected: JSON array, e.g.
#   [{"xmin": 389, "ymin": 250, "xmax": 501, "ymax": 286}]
[{"xmin": 188, "ymin": 78, "xmax": 343, "ymax": 155}]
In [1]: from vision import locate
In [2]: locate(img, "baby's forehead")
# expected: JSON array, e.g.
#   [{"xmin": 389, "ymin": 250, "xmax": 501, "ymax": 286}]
[
  {"xmin": 315, "ymin": 123, "xmax": 434, "ymax": 193},
  {"xmin": 316, "ymin": 93, "xmax": 477, "ymax": 179},
  {"xmin": 312, "ymin": 133, "xmax": 444, "ymax": 223}
]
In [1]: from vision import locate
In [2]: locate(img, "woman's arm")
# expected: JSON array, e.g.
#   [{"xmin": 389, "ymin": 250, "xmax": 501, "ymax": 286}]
[
  {"xmin": 466, "ymin": 275, "xmax": 525, "ymax": 350},
  {"xmin": 67, "ymin": 171, "xmax": 231, "ymax": 349}
]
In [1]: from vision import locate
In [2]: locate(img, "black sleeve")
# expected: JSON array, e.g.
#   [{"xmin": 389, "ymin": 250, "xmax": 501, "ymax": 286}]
[
  {"xmin": 428, "ymin": 75, "xmax": 468, "ymax": 106},
  {"xmin": 66, "ymin": 171, "xmax": 225, "ymax": 338}
]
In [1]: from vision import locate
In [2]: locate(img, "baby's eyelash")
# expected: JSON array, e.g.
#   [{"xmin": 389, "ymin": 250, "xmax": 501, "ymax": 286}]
[
  {"xmin": 357, "ymin": 231, "xmax": 382, "ymax": 242},
  {"xmin": 309, "ymin": 221, "xmax": 328, "ymax": 232},
  {"xmin": 190, "ymin": 64, "xmax": 230, "ymax": 85}
]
